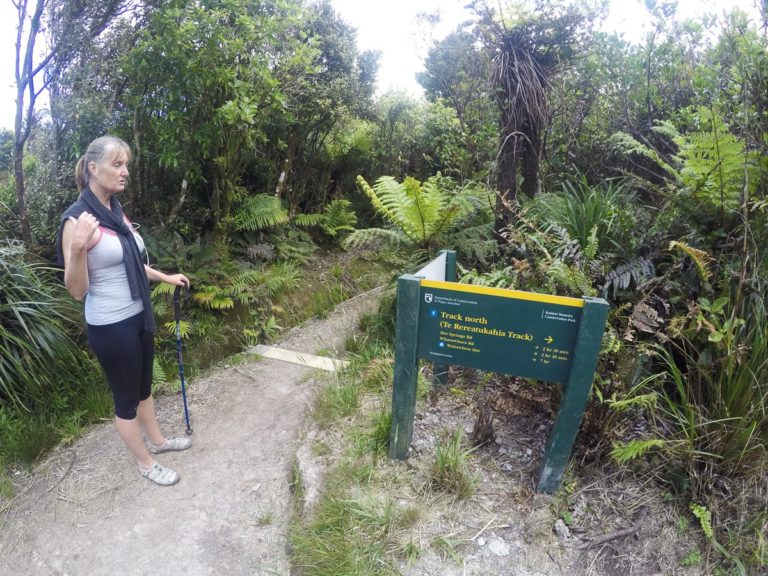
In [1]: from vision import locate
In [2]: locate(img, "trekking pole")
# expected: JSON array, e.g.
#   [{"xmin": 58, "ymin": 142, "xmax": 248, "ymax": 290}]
[{"xmin": 173, "ymin": 285, "xmax": 193, "ymax": 435}]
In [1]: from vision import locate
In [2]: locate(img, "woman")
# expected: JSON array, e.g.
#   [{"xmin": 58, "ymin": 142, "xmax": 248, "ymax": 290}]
[{"xmin": 58, "ymin": 135, "xmax": 191, "ymax": 486}]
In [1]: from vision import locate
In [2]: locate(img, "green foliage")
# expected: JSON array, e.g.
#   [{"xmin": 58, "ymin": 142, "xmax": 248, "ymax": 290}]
[
  {"xmin": 675, "ymin": 107, "xmax": 755, "ymax": 214},
  {"xmin": 295, "ymin": 198, "xmax": 358, "ymax": 239},
  {"xmin": 289, "ymin": 486, "xmax": 402, "ymax": 576},
  {"xmin": 123, "ymin": 0, "xmax": 309, "ymax": 227},
  {"xmin": 680, "ymin": 547, "xmax": 702, "ymax": 567},
  {"xmin": 690, "ymin": 503, "xmax": 714, "ymax": 539},
  {"xmin": 430, "ymin": 428, "xmax": 477, "ymax": 500},
  {"xmin": 0, "ymin": 240, "xmax": 96, "ymax": 409},
  {"xmin": 610, "ymin": 107, "xmax": 757, "ymax": 231},
  {"xmin": 527, "ymin": 174, "xmax": 636, "ymax": 254},
  {"xmin": 345, "ymin": 174, "xmax": 482, "ymax": 251},
  {"xmin": 232, "ymin": 194, "xmax": 290, "ymax": 232},
  {"xmin": 498, "ymin": 207, "xmax": 603, "ymax": 298},
  {"xmin": 459, "ymin": 265, "xmax": 518, "ymax": 289},
  {"xmin": 610, "ymin": 439, "xmax": 667, "ymax": 463},
  {"xmin": 668, "ymin": 240, "xmax": 714, "ymax": 284},
  {"xmin": 311, "ymin": 379, "xmax": 360, "ymax": 429},
  {"xmin": 638, "ymin": 298, "xmax": 768, "ymax": 479}
]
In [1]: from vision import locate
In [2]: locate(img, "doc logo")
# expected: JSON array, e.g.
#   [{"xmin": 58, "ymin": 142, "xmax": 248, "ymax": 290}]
[{"xmin": 424, "ymin": 293, "xmax": 433, "ymax": 303}]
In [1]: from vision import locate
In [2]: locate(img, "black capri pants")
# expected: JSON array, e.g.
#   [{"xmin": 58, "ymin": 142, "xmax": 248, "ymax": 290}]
[{"xmin": 87, "ymin": 312, "xmax": 154, "ymax": 420}]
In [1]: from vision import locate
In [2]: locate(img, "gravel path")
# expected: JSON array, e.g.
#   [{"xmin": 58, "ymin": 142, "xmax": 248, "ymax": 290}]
[{"xmin": 0, "ymin": 287, "xmax": 384, "ymax": 576}]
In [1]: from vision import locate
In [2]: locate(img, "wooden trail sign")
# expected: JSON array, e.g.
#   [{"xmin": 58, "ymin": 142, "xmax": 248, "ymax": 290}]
[{"xmin": 389, "ymin": 250, "xmax": 609, "ymax": 493}]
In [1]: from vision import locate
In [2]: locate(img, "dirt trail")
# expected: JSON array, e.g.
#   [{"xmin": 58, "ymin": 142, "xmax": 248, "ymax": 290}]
[{"xmin": 0, "ymin": 287, "xmax": 384, "ymax": 576}]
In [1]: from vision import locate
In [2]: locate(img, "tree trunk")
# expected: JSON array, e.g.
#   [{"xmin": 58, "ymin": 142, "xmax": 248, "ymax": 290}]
[
  {"xmin": 520, "ymin": 120, "xmax": 541, "ymax": 199},
  {"xmin": 494, "ymin": 125, "xmax": 519, "ymax": 240},
  {"xmin": 13, "ymin": 140, "xmax": 32, "ymax": 245}
]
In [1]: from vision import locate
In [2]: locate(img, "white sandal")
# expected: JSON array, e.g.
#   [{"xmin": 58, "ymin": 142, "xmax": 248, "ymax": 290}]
[
  {"xmin": 139, "ymin": 462, "xmax": 180, "ymax": 486},
  {"xmin": 148, "ymin": 437, "xmax": 192, "ymax": 454}
]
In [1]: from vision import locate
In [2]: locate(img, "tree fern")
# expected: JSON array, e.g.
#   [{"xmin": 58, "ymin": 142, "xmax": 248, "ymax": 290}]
[
  {"xmin": 348, "ymin": 174, "xmax": 477, "ymax": 249},
  {"xmin": 675, "ymin": 107, "xmax": 753, "ymax": 213}
]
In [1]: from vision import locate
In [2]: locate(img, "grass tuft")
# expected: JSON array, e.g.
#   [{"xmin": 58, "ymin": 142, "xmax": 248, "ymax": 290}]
[{"xmin": 430, "ymin": 428, "xmax": 477, "ymax": 500}]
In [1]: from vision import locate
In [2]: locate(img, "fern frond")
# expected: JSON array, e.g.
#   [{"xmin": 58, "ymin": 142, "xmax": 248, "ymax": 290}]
[
  {"xmin": 192, "ymin": 287, "xmax": 217, "ymax": 306},
  {"xmin": 650, "ymin": 119, "xmax": 680, "ymax": 141},
  {"xmin": 153, "ymin": 358, "xmax": 168, "ymax": 385},
  {"xmin": 606, "ymin": 392, "xmax": 657, "ymax": 411},
  {"xmin": 356, "ymin": 175, "xmax": 407, "ymax": 232},
  {"xmin": 210, "ymin": 295, "xmax": 234, "ymax": 309},
  {"xmin": 233, "ymin": 194, "xmax": 289, "ymax": 231},
  {"xmin": 294, "ymin": 213, "xmax": 324, "ymax": 228},
  {"xmin": 246, "ymin": 243, "xmax": 276, "ymax": 262},
  {"xmin": 669, "ymin": 241, "xmax": 713, "ymax": 281},
  {"xmin": 602, "ymin": 257, "xmax": 655, "ymax": 298},
  {"xmin": 152, "ymin": 283, "xmax": 176, "ymax": 296},
  {"xmin": 584, "ymin": 225, "xmax": 599, "ymax": 260},
  {"xmin": 261, "ymin": 262, "xmax": 302, "ymax": 296},
  {"xmin": 690, "ymin": 503, "xmax": 714, "ymax": 539},
  {"xmin": 163, "ymin": 320, "xmax": 191, "ymax": 338},
  {"xmin": 609, "ymin": 132, "xmax": 678, "ymax": 179},
  {"xmin": 610, "ymin": 439, "xmax": 667, "ymax": 463},
  {"xmin": 459, "ymin": 266, "xmax": 516, "ymax": 288},
  {"xmin": 411, "ymin": 175, "xmax": 450, "ymax": 240},
  {"xmin": 321, "ymin": 199, "xmax": 357, "ymax": 236},
  {"xmin": 629, "ymin": 302, "xmax": 662, "ymax": 334},
  {"xmin": 546, "ymin": 260, "xmax": 596, "ymax": 297},
  {"xmin": 342, "ymin": 228, "xmax": 410, "ymax": 251}
]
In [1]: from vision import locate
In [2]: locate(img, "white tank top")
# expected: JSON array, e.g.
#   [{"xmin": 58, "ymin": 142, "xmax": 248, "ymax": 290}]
[{"xmin": 84, "ymin": 219, "xmax": 146, "ymax": 326}]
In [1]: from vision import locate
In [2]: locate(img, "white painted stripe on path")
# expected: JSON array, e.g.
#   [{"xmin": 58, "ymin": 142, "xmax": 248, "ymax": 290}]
[{"xmin": 248, "ymin": 345, "xmax": 349, "ymax": 372}]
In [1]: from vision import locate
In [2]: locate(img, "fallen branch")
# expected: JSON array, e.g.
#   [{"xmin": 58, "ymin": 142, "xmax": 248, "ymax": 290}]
[{"xmin": 575, "ymin": 506, "xmax": 648, "ymax": 550}]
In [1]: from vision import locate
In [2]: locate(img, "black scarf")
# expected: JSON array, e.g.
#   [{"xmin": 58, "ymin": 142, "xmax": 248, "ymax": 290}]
[{"xmin": 57, "ymin": 187, "xmax": 155, "ymax": 333}]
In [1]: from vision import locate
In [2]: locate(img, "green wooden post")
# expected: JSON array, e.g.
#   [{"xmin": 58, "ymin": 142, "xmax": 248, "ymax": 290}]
[
  {"xmin": 536, "ymin": 297, "xmax": 609, "ymax": 493},
  {"xmin": 433, "ymin": 250, "xmax": 456, "ymax": 387},
  {"xmin": 389, "ymin": 274, "xmax": 422, "ymax": 459}
]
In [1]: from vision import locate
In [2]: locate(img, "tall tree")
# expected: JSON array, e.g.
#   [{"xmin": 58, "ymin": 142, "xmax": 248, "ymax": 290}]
[
  {"xmin": 418, "ymin": 30, "xmax": 497, "ymax": 180},
  {"xmin": 123, "ymin": 0, "xmax": 311, "ymax": 233},
  {"xmin": 11, "ymin": 0, "xmax": 135, "ymax": 244},
  {"xmin": 269, "ymin": 0, "xmax": 379, "ymax": 212}
]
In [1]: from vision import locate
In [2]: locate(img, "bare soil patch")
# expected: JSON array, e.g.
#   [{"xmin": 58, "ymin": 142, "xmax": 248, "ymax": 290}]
[{"xmin": 295, "ymin": 366, "xmax": 708, "ymax": 576}]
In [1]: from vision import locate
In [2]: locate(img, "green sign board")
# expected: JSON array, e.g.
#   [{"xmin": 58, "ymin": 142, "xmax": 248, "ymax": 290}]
[
  {"xmin": 417, "ymin": 280, "xmax": 583, "ymax": 384},
  {"xmin": 389, "ymin": 251, "xmax": 609, "ymax": 494}
]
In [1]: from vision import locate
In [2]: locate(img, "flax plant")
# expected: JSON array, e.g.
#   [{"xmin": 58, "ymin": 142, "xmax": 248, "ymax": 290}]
[{"xmin": 0, "ymin": 240, "xmax": 90, "ymax": 409}]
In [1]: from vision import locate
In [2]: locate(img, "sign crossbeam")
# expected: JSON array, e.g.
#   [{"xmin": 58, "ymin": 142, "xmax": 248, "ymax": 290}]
[{"xmin": 389, "ymin": 251, "xmax": 609, "ymax": 493}]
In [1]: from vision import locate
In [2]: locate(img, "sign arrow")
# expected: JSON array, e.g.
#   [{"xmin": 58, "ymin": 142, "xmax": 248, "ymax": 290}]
[{"xmin": 545, "ymin": 335, "xmax": 553, "ymax": 344}]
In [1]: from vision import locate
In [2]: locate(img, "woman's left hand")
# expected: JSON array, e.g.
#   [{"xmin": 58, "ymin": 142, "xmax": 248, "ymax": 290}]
[{"xmin": 166, "ymin": 274, "xmax": 190, "ymax": 288}]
